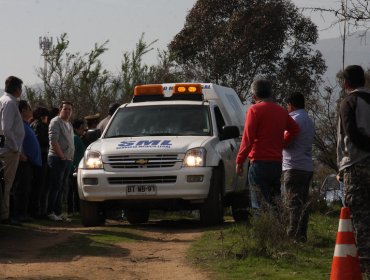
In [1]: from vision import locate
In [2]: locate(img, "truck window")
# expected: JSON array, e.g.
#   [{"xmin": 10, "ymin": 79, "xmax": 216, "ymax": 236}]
[
  {"xmin": 104, "ymin": 105, "xmax": 212, "ymax": 137},
  {"xmin": 214, "ymin": 106, "xmax": 226, "ymax": 136}
]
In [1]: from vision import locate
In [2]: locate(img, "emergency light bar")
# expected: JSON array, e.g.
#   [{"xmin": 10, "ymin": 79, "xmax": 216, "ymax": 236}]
[
  {"xmin": 171, "ymin": 84, "xmax": 203, "ymax": 101},
  {"xmin": 133, "ymin": 84, "xmax": 164, "ymax": 102},
  {"xmin": 134, "ymin": 84, "xmax": 163, "ymax": 96},
  {"xmin": 173, "ymin": 84, "xmax": 202, "ymax": 94},
  {"xmin": 132, "ymin": 83, "xmax": 203, "ymax": 102}
]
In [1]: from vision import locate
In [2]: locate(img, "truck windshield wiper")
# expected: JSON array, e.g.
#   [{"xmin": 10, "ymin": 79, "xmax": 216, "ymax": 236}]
[
  {"xmin": 146, "ymin": 133, "xmax": 179, "ymax": 136},
  {"xmin": 104, "ymin": 134, "xmax": 137, "ymax": 138}
]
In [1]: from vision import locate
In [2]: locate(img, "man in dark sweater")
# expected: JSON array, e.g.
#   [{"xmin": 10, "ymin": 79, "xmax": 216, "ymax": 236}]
[{"xmin": 337, "ymin": 65, "xmax": 370, "ymax": 278}]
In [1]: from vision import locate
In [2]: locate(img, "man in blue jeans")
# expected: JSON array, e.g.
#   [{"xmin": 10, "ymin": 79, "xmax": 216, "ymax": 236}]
[
  {"xmin": 282, "ymin": 92, "xmax": 314, "ymax": 243},
  {"xmin": 47, "ymin": 101, "xmax": 74, "ymax": 222}
]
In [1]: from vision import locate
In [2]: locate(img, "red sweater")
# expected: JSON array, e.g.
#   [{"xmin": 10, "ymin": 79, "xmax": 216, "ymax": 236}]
[{"xmin": 236, "ymin": 101, "xmax": 300, "ymax": 164}]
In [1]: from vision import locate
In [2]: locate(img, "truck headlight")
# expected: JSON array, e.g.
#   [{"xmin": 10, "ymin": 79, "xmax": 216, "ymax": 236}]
[
  {"xmin": 183, "ymin": 148, "xmax": 206, "ymax": 167},
  {"xmin": 83, "ymin": 151, "xmax": 103, "ymax": 169}
]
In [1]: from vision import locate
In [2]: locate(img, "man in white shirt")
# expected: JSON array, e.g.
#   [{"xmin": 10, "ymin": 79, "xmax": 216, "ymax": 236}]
[{"xmin": 0, "ymin": 76, "xmax": 25, "ymax": 224}]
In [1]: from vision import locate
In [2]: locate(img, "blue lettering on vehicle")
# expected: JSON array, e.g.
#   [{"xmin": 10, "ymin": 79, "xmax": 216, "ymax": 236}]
[
  {"xmin": 117, "ymin": 141, "xmax": 135, "ymax": 147},
  {"xmin": 117, "ymin": 140, "xmax": 172, "ymax": 149},
  {"xmin": 137, "ymin": 140, "xmax": 160, "ymax": 146}
]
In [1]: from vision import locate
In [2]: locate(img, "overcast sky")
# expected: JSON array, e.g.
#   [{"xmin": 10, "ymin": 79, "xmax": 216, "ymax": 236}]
[{"xmin": 0, "ymin": 0, "xmax": 344, "ymax": 86}]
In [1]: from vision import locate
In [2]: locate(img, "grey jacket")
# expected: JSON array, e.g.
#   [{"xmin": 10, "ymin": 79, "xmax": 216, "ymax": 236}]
[
  {"xmin": 337, "ymin": 87, "xmax": 370, "ymax": 171},
  {"xmin": 48, "ymin": 116, "xmax": 75, "ymax": 160}
]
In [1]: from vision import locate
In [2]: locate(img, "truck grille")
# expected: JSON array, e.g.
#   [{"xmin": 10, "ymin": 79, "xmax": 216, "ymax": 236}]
[
  {"xmin": 106, "ymin": 154, "xmax": 181, "ymax": 169},
  {"xmin": 108, "ymin": 176, "xmax": 177, "ymax": 185}
]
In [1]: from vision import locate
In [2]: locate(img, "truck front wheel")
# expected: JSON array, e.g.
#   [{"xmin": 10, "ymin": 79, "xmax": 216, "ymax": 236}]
[
  {"xmin": 200, "ymin": 167, "xmax": 224, "ymax": 226},
  {"xmin": 80, "ymin": 200, "xmax": 105, "ymax": 227}
]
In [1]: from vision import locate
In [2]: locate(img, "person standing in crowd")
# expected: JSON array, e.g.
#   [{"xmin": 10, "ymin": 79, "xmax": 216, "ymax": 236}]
[
  {"xmin": 236, "ymin": 78, "xmax": 300, "ymax": 206},
  {"xmin": 13, "ymin": 101, "xmax": 42, "ymax": 222},
  {"xmin": 68, "ymin": 118, "xmax": 86, "ymax": 215},
  {"xmin": 97, "ymin": 103, "xmax": 120, "ymax": 132},
  {"xmin": 0, "ymin": 76, "xmax": 25, "ymax": 225},
  {"xmin": 29, "ymin": 106, "xmax": 50, "ymax": 219},
  {"xmin": 47, "ymin": 101, "xmax": 74, "ymax": 222},
  {"xmin": 83, "ymin": 113, "xmax": 101, "ymax": 147},
  {"xmin": 337, "ymin": 65, "xmax": 370, "ymax": 278},
  {"xmin": 282, "ymin": 92, "xmax": 314, "ymax": 243}
]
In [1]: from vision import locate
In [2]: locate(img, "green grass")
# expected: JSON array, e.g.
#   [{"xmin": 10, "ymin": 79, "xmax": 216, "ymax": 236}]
[{"xmin": 187, "ymin": 209, "xmax": 340, "ymax": 280}]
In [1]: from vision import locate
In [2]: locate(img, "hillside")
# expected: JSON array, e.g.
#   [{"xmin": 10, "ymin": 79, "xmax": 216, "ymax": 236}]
[{"xmin": 316, "ymin": 31, "xmax": 370, "ymax": 85}]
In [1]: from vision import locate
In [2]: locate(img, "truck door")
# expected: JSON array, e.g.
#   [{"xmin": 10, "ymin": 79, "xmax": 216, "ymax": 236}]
[{"xmin": 213, "ymin": 106, "xmax": 239, "ymax": 192}]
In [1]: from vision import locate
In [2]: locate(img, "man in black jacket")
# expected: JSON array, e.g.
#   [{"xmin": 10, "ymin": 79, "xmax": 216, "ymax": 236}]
[{"xmin": 337, "ymin": 65, "xmax": 370, "ymax": 278}]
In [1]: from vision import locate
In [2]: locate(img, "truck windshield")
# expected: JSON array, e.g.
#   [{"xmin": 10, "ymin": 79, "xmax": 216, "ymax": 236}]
[{"xmin": 104, "ymin": 105, "xmax": 212, "ymax": 138}]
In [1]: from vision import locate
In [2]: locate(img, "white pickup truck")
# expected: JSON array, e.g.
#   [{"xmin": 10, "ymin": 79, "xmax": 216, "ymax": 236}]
[{"xmin": 77, "ymin": 83, "xmax": 250, "ymax": 226}]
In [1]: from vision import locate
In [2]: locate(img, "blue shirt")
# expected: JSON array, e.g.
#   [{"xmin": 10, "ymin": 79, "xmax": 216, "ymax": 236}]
[
  {"xmin": 23, "ymin": 121, "xmax": 42, "ymax": 166},
  {"xmin": 283, "ymin": 109, "xmax": 314, "ymax": 172}
]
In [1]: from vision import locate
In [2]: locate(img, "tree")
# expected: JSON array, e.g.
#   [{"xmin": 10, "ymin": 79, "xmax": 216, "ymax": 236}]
[
  {"xmin": 169, "ymin": 0, "xmax": 326, "ymax": 102},
  {"xmin": 309, "ymin": 0, "xmax": 370, "ymax": 31},
  {"xmin": 25, "ymin": 33, "xmax": 186, "ymax": 118},
  {"xmin": 310, "ymin": 85, "xmax": 341, "ymax": 172},
  {"xmin": 118, "ymin": 34, "xmax": 158, "ymax": 103},
  {"xmin": 26, "ymin": 33, "xmax": 121, "ymax": 119},
  {"xmin": 117, "ymin": 34, "xmax": 187, "ymax": 103}
]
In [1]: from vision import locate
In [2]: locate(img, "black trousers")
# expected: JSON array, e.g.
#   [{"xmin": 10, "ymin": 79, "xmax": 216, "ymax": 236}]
[
  {"xmin": 283, "ymin": 169, "xmax": 313, "ymax": 241},
  {"xmin": 13, "ymin": 161, "xmax": 34, "ymax": 219}
]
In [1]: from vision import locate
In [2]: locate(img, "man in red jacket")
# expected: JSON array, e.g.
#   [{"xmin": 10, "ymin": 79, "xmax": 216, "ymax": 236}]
[{"xmin": 236, "ymin": 78, "xmax": 300, "ymax": 206}]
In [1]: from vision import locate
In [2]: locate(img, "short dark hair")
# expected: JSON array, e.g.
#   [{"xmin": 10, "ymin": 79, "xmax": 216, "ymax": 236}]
[
  {"xmin": 108, "ymin": 103, "xmax": 120, "ymax": 116},
  {"xmin": 59, "ymin": 101, "xmax": 73, "ymax": 110},
  {"xmin": 251, "ymin": 78, "xmax": 272, "ymax": 99},
  {"xmin": 343, "ymin": 65, "xmax": 365, "ymax": 88},
  {"xmin": 18, "ymin": 100, "xmax": 30, "ymax": 113},
  {"xmin": 286, "ymin": 92, "xmax": 305, "ymax": 109},
  {"xmin": 33, "ymin": 106, "xmax": 49, "ymax": 120},
  {"xmin": 48, "ymin": 107, "xmax": 60, "ymax": 120},
  {"xmin": 73, "ymin": 118, "xmax": 85, "ymax": 130},
  {"xmin": 5, "ymin": 76, "xmax": 23, "ymax": 94}
]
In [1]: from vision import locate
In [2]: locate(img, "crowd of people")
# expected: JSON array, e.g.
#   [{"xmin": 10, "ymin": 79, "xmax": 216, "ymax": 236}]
[
  {"xmin": 0, "ymin": 75, "xmax": 120, "ymax": 225},
  {"xmin": 236, "ymin": 65, "xmax": 370, "ymax": 277},
  {"xmin": 0, "ymin": 65, "xmax": 369, "ymax": 277}
]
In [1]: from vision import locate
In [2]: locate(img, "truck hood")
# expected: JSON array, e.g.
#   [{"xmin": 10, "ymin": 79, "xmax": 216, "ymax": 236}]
[{"xmin": 89, "ymin": 136, "xmax": 211, "ymax": 155}]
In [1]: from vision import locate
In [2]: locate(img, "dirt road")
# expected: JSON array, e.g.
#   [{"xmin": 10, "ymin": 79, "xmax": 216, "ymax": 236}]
[{"xmin": 0, "ymin": 218, "xmax": 211, "ymax": 280}]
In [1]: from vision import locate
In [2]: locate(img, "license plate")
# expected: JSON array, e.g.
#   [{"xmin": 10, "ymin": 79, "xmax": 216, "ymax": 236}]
[{"xmin": 126, "ymin": 185, "xmax": 157, "ymax": 196}]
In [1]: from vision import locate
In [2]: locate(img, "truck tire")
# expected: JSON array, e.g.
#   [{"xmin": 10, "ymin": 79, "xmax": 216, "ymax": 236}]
[
  {"xmin": 80, "ymin": 200, "xmax": 105, "ymax": 227},
  {"xmin": 231, "ymin": 190, "xmax": 250, "ymax": 222},
  {"xmin": 200, "ymin": 167, "xmax": 224, "ymax": 226},
  {"xmin": 125, "ymin": 209, "xmax": 150, "ymax": 225}
]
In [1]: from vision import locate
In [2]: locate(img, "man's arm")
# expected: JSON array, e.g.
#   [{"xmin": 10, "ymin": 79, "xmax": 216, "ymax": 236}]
[
  {"xmin": 2, "ymin": 102, "xmax": 20, "ymax": 152},
  {"xmin": 340, "ymin": 94, "xmax": 370, "ymax": 152},
  {"xmin": 236, "ymin": 108, "xmax": 256, "ymax": 175},
  {"xmin": 283, "ymin": 114, "xmax": 300, "ymax": 147}
]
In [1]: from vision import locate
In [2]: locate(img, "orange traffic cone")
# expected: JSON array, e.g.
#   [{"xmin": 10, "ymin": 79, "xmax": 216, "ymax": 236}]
[{"xmin": 330, "ymin": 207, "xmax": 362, "ymax": 280}]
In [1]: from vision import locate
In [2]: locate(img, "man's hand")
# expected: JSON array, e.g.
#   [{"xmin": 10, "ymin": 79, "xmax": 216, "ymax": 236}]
[
  {"xmin": 236, "ymin": 163, "xmax": 243, "ymax": 176},
  {"xmin": 19, "ymin": 153, "xmax": 27, "ymax": 162}
]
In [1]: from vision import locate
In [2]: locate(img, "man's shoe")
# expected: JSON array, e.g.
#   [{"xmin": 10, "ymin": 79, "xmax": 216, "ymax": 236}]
[
  {"xmin": 59, "ymin": 215, "xmax": 72, "ymax": 222},
  {"xmin": 1, "ymin": 218, "xmax": 22, "ymax": 226},
  {"xmin": 48, "ymin": 213, "xmax": 63, "ymax": 221}
]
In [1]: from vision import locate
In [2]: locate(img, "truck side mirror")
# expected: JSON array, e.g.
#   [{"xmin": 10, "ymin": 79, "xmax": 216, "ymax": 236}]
[{"xmin": 220, "ymin": 125, "xmax": 239, "ymax": 140}]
